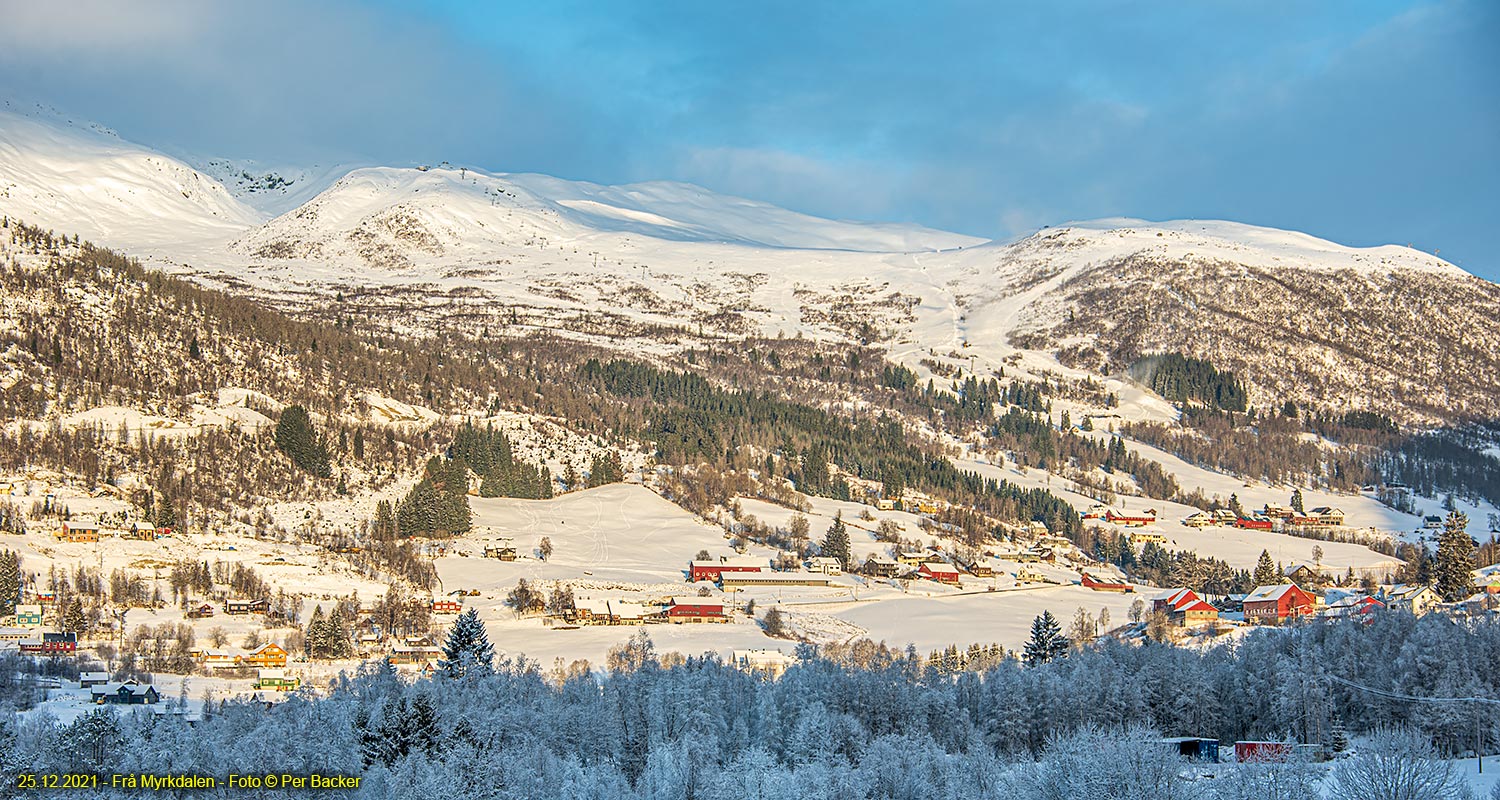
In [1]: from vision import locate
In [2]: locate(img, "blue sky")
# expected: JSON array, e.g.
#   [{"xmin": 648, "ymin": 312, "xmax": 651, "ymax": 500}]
[{"xmin": 0, "ymin": 0, "xmax": 1495, "ymax": 275}]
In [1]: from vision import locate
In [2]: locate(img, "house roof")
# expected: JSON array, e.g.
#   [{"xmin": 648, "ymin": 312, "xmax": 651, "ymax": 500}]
[
  {"xmin": 79, "ymin": 671, "xmax": 108, "ymax": 681},
  {"xmin": 1385, "ymin": 584, "xmax": 1436, "ymax": 601},
  {"xmin": 670, "ymin": 596, "xmax": 726, "ymax": 609},
  {"xmin": 1244, "ymin": 584, "xmax": 1303, "ymax": 603},
  {"xmin": 576, "ymin": 599, "xmax": 655, "ymax": 619},
  {"xmin": 920, "ymin": 562, "xmax": 960, "ymax": 574},
  {"xmin": 691, "ymin": 557, "xmax": 766, "ymax": 569},
  {"xmin": 92, "ymin": 680, "xmax": 156, "ymax": 697}
]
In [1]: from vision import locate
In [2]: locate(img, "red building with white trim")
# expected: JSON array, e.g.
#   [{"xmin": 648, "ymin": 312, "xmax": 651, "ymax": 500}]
[
  {"xmin": 1243, "ymin": 584, "xmax": 1315, "ymax": 625},
  {"xmin": 665, "ymin": 597, "xmax": 728, "ymax": 622}
]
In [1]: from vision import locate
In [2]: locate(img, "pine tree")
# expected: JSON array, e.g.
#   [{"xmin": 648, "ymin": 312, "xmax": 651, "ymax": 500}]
[
  {"xmin": 305, "ymin": 606, "xmax": 326, "ymax": 658},
  {"xmin": 326, "ymin": 607, "xmax": 353, "ymax": 659},
  {"xmin": 274, "ymin": 405, "xmax": 332, "ymax": 478},
  {"xmin": 1253, "ymin": 549, "xmax": 1279, "ymax": 586},
  {"xmin": 1291, "ymin": 489, "xmax": 1304, "ymax": 514},
  {"xmin": 587, "ymin": 451, "xmax": 624, "ymax": 487},
  {"xmin": 1330, "ymin": 714, "xmax": 1349, "ymax": 754},
  {"xmin": 821, "ymin": 513, "xmax": 851, "ymax": 569},
  {"xmin": 1434, "ymin": 511, "xmax": 1476, "ymax": 602},
  {"xmin": 0, "ymin": 551, "xmax": 19, "ymax": 615},
  {"xmin": 441, "ymin": 608, "xmax": 495, "ymax": 679},
  {"xmin": 1023, "ymin": 611, "xmax": 1068, "ymax": 667},
  {"xmin": 61, "ymin": 597, "xmax": 86, "ymax": 634}
]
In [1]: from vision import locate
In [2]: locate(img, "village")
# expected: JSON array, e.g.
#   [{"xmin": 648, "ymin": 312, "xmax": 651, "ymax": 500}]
[{"xmin": 2, "ymin": 461, "xmax": 1496, "ymax": 738}]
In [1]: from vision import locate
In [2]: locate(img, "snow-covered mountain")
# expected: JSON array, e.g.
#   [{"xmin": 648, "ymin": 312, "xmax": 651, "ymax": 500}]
[
  {"xmin": 0, "ymin": 104, "xmax": 259, "ymax": 247},
  {"xmin": 231, "ymin": 165, "xmax": 982, "ymax": 266},
  {"xmin": 1, "ymin": 105, "xmax": 1495, "ymax": 424}
]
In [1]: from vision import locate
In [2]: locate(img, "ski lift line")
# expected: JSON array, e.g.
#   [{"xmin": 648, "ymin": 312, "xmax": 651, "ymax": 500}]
[{"xmin": 1328, "ymin": 674, "xmax": 1500, "ymax": 706}]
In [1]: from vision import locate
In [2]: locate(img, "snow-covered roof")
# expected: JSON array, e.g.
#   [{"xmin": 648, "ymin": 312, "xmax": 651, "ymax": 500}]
[
  {"xmin": 691, "ymin": 557, "xmax": 766, "ymax": 569},
  {"xmin": 576, "ymin": 599, "xmax": 655, "ymax": 619},
  {"xmin": 1244, "ymin": 584, "xmax": 1300, "ymax": 603},
  {"xmin": 671, "ymin": 596, "xmax": 725, "ymax": 608},
  {"xmin": 92, "ymin": 680, "xmax": 156, "ymax": 696},
  {"xmin": 920, "ymin": 562, "xmax": 960, "ymax": 574}
]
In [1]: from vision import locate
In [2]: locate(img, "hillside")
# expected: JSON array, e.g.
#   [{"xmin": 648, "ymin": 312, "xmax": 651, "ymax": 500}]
[{"xmin": 0, "ymin": 104, "xmax": 259, "ymax": 248}]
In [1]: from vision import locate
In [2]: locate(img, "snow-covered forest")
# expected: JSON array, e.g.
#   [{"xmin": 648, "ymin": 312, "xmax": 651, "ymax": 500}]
[{"xmin": 7, "ymin": 610, "xmax": 1500, "ymax": 799}]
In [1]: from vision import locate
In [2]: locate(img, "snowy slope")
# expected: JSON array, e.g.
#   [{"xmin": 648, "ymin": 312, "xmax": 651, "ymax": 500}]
[
  {"xmin": 0, "ymin": 104, "xmax": 259, "ymax": 247},
  {"xmin": 231, "ymin": 164, "xmax": 981, "ymax": 268}
]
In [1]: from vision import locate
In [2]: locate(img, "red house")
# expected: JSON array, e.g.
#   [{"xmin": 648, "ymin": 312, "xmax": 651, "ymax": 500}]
[
  {"xmin": 1153, "ymin": 588, "xmax": 1218, "ymax": 623},
  {"xmin": 1105, "ymin": 509, "xmax": 1157, "ymax": 527},
  {"xmin": 432, "ymin": 600, "xmax": 463, "ymax": 614},
  {"xmin": 1080, "ymin": 572, "xmax": 1133, "ymax": 593},
  {"xmin": 665, "ymin": 597, "xmax": 728, "ymax": 623},
  {"xmin": 689, "ymin": 557, "xmax": 766, "ymax": 583},
  {"xmin": 20, "ymin": 632, "xmax": 77, "ymax": 654},
  {"xmin": 918, "ymin": 562, "xmax": 962, "ymax": 585},
  {"xmin": 1243, "ymin": 584, "xmax": 1316, "ymax": 625},
  {"xmin": 1234, "ymin": 516, "xmax": 1275, "ymax": 531}
]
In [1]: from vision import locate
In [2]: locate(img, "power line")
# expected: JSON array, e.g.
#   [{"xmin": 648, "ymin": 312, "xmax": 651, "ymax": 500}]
[{"xmin": 1327, "ymin": 674, "xmax": 1500, "ymax": 706}]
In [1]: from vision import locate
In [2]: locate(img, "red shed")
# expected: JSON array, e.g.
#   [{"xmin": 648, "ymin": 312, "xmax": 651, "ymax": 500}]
[
  {"xmin": 1234, "ymin": 516, "xmax": 1275, "ymax": 531},
  {"xmin": 1243, "ymin": 584, "xmax": 1315, "ymax": 625}
]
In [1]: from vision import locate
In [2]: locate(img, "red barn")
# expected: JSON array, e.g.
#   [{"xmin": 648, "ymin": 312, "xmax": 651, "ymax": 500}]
[
  {"xmin": 1243, "ymin": 584, "xmax": 1315, "ymax": 625},
  {"xmin": 918, "ymin": 562, "xmax": 962, "ymax": 585},
  {"xmin": 689, "ymin": 557, "xmax": 766, "ymax": 583},
  {"xmin": 665, "ymin": 597, "xmax": 728, "ymax": 623},
  {"xmin": 1234, "ymin": 516, "xmax": 1275, "ymax": 531},
  {"xmin": 1105, "ymin": 509, "xmax": 1157, "ymax": 527},
  {"xmin": 1081, "ymin": 572, "xmax": 1133, "ymax": 593}
]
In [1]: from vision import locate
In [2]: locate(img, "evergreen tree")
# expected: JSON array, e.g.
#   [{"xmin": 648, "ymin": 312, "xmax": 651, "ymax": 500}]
[
  {"xmin": 1023, "ymin": 611, "xmax": 1068, "ymax": 667},
  {"xmin": 1434, "ymin": 511, "xmax": 1476, "ymax": 602},
  {"xmin": 821, "ymin": 513, "xmax": 851, "ymax": 569},
  {"xmin": 0, "ymin": 550, "xmax": 19, "ymax": 615},
  {"xmin": 441, "ymin": 608, "xmax": 495, "ymax": 679},
  {"xmin": 1229, "ymin": 493, "xmax": 1245, "ymax": 518},
  {"xmin": 1290, "ymin": 489, "xmax": 1304, "ymax": 514},
  {"xmin": 325, "ymin": 606, "xmax": 353, "ymax": 658},
  {"xmin": 1253, "ymin": 550, "xmax": 1279, "ymax": 586},
  {"xmin": 152, "ymin": 494, "xmax": 179, "ymax": 531},
  {"xmin": 274, "ymin": 405, "xmax": 332, "ymax": 478},
  {"xmin": 587, "ymin": 451, "xmax": 624, "ymax": 487},
  {"xmin": 61, "ymin": 597, "xmax": 85, "ymax": 634},
  {"xmin": 305, "ymin": 606, "xmax": 326, "ymax": 658}
]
